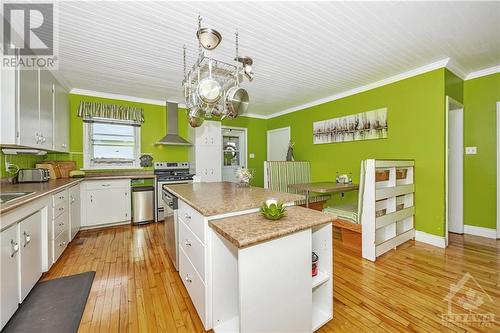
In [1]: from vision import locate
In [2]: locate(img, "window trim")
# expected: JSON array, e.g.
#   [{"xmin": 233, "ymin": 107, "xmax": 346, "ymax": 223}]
[{"xmin": 83, "ymin": 120, "xmax": 142, "ymax": 170}]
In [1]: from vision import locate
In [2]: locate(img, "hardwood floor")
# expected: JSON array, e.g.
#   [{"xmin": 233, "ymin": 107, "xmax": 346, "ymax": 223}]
[{"xmin": 42, "ymin": 223, "xmax": 499, "ymax": 333}]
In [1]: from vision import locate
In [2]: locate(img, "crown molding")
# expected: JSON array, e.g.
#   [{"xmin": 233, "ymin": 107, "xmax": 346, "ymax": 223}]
[
  {"xmin": 445, "ymin": 59, "xmax": 467, "ymax": 80},
  {"xmin": 70, "ymin": 88, "xmax": 169, "ymax": 106},
  {"xmin": 465, "ymin": 65, "xmax": 500, "ymax": 80},
  {"xmin": 240, "ymin": 112, "xmax": 268, "ymax": 119},
  {"xmin": 266, "ymin": 58, "xmax": 451, "ymax": 119}
]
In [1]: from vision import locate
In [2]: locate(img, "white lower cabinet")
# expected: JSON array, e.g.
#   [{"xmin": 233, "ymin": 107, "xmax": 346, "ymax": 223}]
[
  {"xmin": 82, "ymin": 180, "xmax": 131, "ymax": 227},
  {"xmin": 19, "ymin": 211, "xmax": 43, "ymax": 301},
  {"xmin": 1, "ymin": 223, "xmax": 20, "ymax": 330},
  {"xmin": 1, "ymin": 210, "xmax": 43, "ymax": 330},
  {"xmin": 69, "ymin": 184, "xmax": 81, "ymax": 240},
  {"xmin": 52, "ymin": 189, "xmax": 69, "ymax": 262}
]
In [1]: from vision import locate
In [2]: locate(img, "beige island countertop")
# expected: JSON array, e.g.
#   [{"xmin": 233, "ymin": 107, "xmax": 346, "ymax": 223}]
[
  {"xmin": 209, "ymin": 205, "xmax": 333, "ymax": 248},
  {"xmin": 163, "ymin": 182, "xmax": 304, "ymax": 217}
]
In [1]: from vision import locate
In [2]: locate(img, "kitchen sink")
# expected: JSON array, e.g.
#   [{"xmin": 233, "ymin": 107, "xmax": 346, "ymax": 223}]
[{"xmin": 0, "ymin": 192, "xmax": 34, "ymax": 204}]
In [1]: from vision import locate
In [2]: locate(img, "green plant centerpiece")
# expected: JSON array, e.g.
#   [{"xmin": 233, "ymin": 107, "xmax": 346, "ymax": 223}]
[{"xmin": 260, "ymin": 199, "xmax": 286, "ymax": 220}]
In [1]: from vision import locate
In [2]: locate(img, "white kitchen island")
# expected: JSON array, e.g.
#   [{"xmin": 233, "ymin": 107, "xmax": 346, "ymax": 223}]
[{"xmin": 163, "ymin": 182, "xmax": 333, "ymax": 332}]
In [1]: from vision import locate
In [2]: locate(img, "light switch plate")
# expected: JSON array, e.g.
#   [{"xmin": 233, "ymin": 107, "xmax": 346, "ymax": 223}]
[
  {"xmin": 465, "ymin": 146, "xmax": 477, "ymax": 155},
  {"xmin": 249, "ymin": 153, "xmax": 255, "ymax": 159}
]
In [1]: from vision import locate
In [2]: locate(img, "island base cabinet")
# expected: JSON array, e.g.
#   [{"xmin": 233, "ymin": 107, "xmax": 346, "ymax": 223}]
[
  {"xmin": 212, "ymin": 229, "xmax": 312, "ymax": 333},
  {"xmin": 1, "ymin": 223, "xmax": 20, "ymax": 330},
  {"xmin": 19, "ymin": 211, "xmax": 43, "ymax": 301}
]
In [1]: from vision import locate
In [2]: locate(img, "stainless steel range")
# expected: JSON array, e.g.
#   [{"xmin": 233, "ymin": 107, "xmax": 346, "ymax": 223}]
[{"xmin": 154, "ymin": 161, "xmax": 193, "ymax": 222}]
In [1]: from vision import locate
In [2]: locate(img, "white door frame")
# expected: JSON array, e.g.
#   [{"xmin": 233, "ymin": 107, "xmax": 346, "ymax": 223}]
[
  {"xmin": 266, "ymin": 127, "xmax": 291, "ymax": 161},
  {"xmin": 221, "ymin": 126, "xmax": 248, "ymax": 180},
  {"xmin": 445, "ymin": 96, "xmax": 464, "ymax": 246},
  {"xmin": 497, "ymin": 102, "xmax": 500, "ymax": 238}
]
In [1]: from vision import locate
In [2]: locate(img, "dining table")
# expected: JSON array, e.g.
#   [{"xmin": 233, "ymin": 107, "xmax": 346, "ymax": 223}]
[{"xmin": 288, "ymin": 182, "xmax": 359, "ymax": 208}]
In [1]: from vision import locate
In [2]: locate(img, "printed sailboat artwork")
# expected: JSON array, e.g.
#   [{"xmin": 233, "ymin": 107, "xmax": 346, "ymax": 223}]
[{"xmin": 313, "ymin": 108, "xmax": 388, "ymax": 144}]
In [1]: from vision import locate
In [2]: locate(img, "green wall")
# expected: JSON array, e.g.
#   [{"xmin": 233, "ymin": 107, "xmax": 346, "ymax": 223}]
[
  {"xmin": 445, "ymin": 69, "xmax": 464, "ymax": 103},
  {"xmin": 463, "ymin": 73, "xmax": 500, "ymax": 229},
  {"xmin": 267, "ymin": 69, "xmax": 447, "ymax": 236}
]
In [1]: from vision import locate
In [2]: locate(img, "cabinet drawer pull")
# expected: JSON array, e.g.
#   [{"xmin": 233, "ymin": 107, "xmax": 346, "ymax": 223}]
[
  {"xmin": 184, "ymin": 275, "xmax": 192, "ymax": 283},
  {"xmin": 71, "ymin": 196, "xmax": 75, "ymax": 203},
  {"xmin": 184, "ymin": 213, "xmax": 191, "ymax": 220},
  {"xmin": 101, "ymin": 184, "xmax": 111, "ymax": 187},
  {"xmin": 59, "ymin": 195, "xmax": 64, "ymax": 199},
  {"xmin": 23, "ymin": 232, "xmax": 31, "ymax": 247},
  {"xmin": 59, "ymin": 241, "xmax": 66, "ymax": 247},
  {"xmin": 184, "ymin": 239, "xmax": 192, "ymax": 247},
  {"xmin": 58, "ymin": 207, "xmax": 64, "ymax": 211},
  {"xmin": 10, "ymin": 240, "xmax": 19, "ymax": 257},
  {"xmin": 58, "ymin": 222, "xmax": 64, "ymax": 226}
]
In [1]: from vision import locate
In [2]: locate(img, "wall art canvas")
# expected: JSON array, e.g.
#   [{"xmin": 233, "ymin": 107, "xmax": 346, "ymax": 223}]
[{"xmin": 313, "ymin": 108, "xmax": 388, "ymax": 144}]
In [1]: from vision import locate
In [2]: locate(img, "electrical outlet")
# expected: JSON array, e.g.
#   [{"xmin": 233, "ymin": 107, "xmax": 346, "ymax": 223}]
[
  {"xmin": 465, "ymin": 146, "xmax": 477, "ymax": 155},
  {"xmin": 249, "ymin": 153, "xmax": 255, "ymax": 159}
]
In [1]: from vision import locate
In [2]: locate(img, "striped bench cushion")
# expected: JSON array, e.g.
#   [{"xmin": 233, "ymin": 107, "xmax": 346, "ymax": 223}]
[{"xmin": 323, "ymin": 204, "xmax": 359, "ymax": 224}]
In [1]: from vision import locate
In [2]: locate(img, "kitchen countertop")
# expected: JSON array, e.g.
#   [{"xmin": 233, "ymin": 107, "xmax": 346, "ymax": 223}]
[
  {"xmin": 0, "ymin": 178, "xmax": 83, "ymax": 215},
  {"xmin": 164, "ymin": 182, "xmax": 304, "ymax": 217},
  {"xmin": 0, "ymin": 171, "xmax": 155, "ymax": 215},
  {"xmin": 209, "ymin": 205, "xmax": 333, "ymax": 248}
]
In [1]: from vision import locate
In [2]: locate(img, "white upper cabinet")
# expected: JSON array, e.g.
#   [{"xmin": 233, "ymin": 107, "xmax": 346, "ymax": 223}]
[
  {"xmin": 189, "ymin": 121, "xmax": 222, "ymax": 182},
  {"xmin": 53, "ymin": 81, "xmax": 70, "ymax": 152},
  {"xmin": 39, "ymin": 70, "xmax": 54, "ymax": 150},
  {"xmin": 0, "ymin": 62, "xmax": 69, "ymax": 152},
  {"xmin": 18, "ymin": 69, "xmax": 40, "ymax": 147}
]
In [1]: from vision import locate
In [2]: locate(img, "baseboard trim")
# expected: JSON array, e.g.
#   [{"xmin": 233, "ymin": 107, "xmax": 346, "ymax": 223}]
[
  {"xmin": 464, "ymin": 225, "xmax": 497, "ymax": 239},
  {"xmin": 414, "ymin": 230, "xmax": 446, "ymax": 248},
  {"xmin": 80, "ymin": 220, "xmax": 131, "ymax": 231}
]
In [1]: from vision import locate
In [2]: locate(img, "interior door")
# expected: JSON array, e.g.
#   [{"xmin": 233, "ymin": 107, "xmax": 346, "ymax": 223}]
[
  {"xmin": 267, "ymin": 127, "xmax": 290, "ymax": 161},
  {"xmin": 19, "ymin": 211, "xmax": 43, "ymax": 301},
  {"xmin": 39, "ymin": 70, "xmax": 54, "ymax": 149},
  {"xmin": 18, "ymin": 68, "xmax": 39, "ymax": 147},
  {"xmin": 222, "ymin": 128, "xmax": 246, "ymax": 182},
  {"xmin": 448, "ymin": 108, "xmax": 464, "ymax": 234},
  {"xmin": 1, "ymin": 223, "xmax": 19, "ymax": 329}
]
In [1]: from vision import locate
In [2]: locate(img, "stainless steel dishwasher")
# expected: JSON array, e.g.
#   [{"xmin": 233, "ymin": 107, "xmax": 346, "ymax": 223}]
[{"xmin": 131, "ymin": 184, "xmax": 154, "ymax": 225}]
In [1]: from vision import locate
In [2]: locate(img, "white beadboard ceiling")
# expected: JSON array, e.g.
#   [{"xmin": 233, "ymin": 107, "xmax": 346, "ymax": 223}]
[{"xmin": 40, "ymin": 1, "xmax": 500, "ymax": 116}]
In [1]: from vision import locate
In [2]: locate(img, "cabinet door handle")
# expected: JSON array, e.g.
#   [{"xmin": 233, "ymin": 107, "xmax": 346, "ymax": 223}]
[
  {"xmin": 10, "ymin": 240, "xmax": 19, "ymax": 257},
  {"xmin": 60, "ymin": 241, "xmax": 66, "ymax": 247},
  {"xmin": 184, "ymin": 239, "xmax": 192, "ymax": 247},
  {"xmin": 41, "ymin": 136, "xmax": 46, "ymax": 143},
  {"xmin": 23, "ymin": 232, "xmax": 31, "ymax": 247},
  {"xmin": 71, "ymin": 196, "xmax": 75, "ymax": 203},
  {"xmin": 184, "ymin": 213, "xmax": 191, "ymax": 220},
  {"xmin": 35, "ymin": 133, "xmax": 40, "ymax": 144},
  {"xmin": 211, "ymin": 138, "xmax": 214, "ymax": 144},
  {"xmin": 184, "ymin": 275, "xmax": 192, "ymax": 283},
  {"xmin": 90, "ymin": 195, "xmax": 93, "ymax": 203}
]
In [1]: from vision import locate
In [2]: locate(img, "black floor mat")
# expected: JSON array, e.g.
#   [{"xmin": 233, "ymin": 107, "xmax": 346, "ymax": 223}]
[{"xmin": 3, "ymin": 271, "xmax": 95, "ymax": 333}]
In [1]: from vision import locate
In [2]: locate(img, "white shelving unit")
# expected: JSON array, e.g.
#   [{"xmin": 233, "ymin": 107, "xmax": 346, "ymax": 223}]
[
  {"xmin": 211, "ymin": 223, "xmax": 333, "ymax": 332},
  {"xmin": 361, "ymin": 159, "xmax": 415, "ymax": 262}
]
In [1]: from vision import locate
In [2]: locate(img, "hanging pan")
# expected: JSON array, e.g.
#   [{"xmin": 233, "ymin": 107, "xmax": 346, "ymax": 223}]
[{"xmin": 225, "ymin": 86, "xmax": 249, "ymax": 118}]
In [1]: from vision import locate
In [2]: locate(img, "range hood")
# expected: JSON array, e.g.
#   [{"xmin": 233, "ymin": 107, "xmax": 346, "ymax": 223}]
[{"xmin": 156, "ymin": 102, "xmax": 192, "ymax": 146}]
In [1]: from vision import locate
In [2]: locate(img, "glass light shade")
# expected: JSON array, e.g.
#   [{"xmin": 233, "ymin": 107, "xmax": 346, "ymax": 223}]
[{"xmin": 196, "ymin": 28, "xmax": 222, "ymax": 50}]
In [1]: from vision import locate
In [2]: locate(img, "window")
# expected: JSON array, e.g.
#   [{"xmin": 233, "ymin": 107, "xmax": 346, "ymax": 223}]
[{"xmin": 84, "ymin": 120, "xmax": 141, "ymax": 169}]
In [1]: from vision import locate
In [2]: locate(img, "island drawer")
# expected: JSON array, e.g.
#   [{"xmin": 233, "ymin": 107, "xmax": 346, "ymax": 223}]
[
  {"xmin": 53, "ymin": 211, "xmax": 69, "ymax": 240},
  {"xmin": 53, "ymin": 189, "xmax": 68, "ymax": 207},
  {"xmin": 178, "ymin": 200, "xmax": 205, "ymax": 243},
  {"xmin": 179, "ymin": 247, "xmax": 206, "ymax": 325},
  {"xmin": 179, "ymin": 219, "xmax": 205, "ymax": 280}
]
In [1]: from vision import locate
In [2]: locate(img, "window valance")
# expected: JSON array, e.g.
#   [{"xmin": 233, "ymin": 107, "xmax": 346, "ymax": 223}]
[{"xmin": 77, "ymin": 101, "xmax": 145, "ymax": 125}]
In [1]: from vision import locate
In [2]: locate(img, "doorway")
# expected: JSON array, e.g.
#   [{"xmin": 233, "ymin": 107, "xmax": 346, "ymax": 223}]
[
  {"xmin": 497, "ymin": 102, "xmax": 500, "ymax": 238},
  {"xmin": 221, "ymin": 127, "xmax": 247, "ymax": 183},
  {"xmin": 267, "ymin": 127, "xmax": 290, "ymax": 161},
  {"xmin": 446, "ymin": 96, "xmax": 464, "ymax": 245}
]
